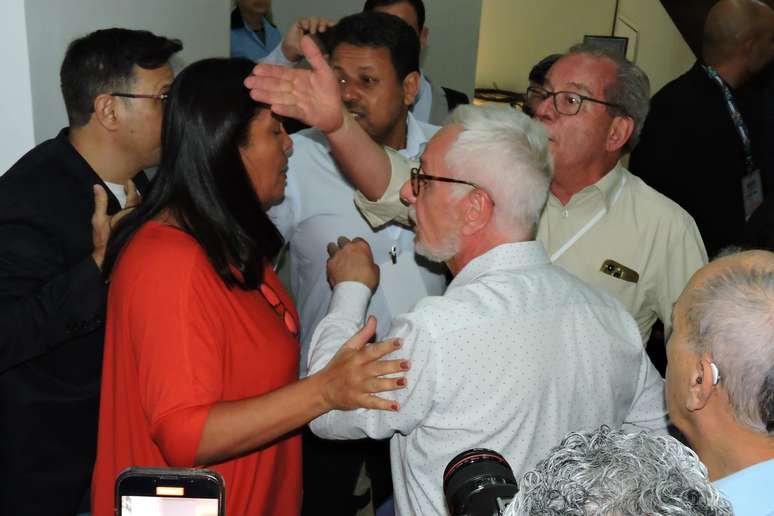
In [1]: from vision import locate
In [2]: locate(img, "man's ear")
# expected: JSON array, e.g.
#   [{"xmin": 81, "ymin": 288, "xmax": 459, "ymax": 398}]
[
  {"xmin": 460, "ymin": 189, "xmax": 493, "ymax": 236},
  {"xmin": 686, "ymin": 356, "xmax": 719, "ymax": 412},
  {"xmin": 402, "ymin": 71, "xmax": 421, "ymax": 107},
  {"xmin": 419, "ymin": 26, "xmax": 429, "ymax": 50},
  {"xmin": 93, "ymin": 93, "xmax": 120, "ymax": 131},
  {"xmin": 605, "ymin": 115, "xmax": 634, "ymax": 153}
]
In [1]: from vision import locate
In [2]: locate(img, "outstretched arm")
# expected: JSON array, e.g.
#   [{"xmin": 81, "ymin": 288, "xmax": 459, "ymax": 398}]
[{"xmin": 245, "ymin": 35, "xmax": 392, "ymax": 200}]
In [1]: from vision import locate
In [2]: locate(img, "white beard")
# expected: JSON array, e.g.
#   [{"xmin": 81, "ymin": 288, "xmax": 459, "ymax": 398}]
[{"xmin": 408, "ymin": 205, "xmax": 460, "ymax": 263}]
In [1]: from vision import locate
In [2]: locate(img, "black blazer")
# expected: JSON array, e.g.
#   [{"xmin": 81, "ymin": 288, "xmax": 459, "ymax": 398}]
[{"xmin": 0, "ymin": 128, "xmax": 147, "ymax": 515}]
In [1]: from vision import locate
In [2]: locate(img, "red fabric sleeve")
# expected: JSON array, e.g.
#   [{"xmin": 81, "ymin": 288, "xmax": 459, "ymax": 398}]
[{"xmin": 128, "ymin": 243, "xmax": 227, "ymax": 466}]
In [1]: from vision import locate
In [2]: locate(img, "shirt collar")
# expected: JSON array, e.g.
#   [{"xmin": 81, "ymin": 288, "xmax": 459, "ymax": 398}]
[
  {"xmin": 549, "ymin": 161, "xmax": 624, "ymax": 210},
  {"xmin": 594, "ymin": 161, "xmax": 625, "ymax": 210},
  {"xmin": 403, "ymin": 111, "xmax": 432, "ymax": 159},
  {"xmin": 448, "ymin": 241, "xmax": 550, "ymax": 290}
]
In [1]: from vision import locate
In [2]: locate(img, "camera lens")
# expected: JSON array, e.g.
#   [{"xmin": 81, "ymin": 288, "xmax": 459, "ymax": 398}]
[{"xmin": 443, "ymin": 448, "xmax": 518, "ymax": 516}]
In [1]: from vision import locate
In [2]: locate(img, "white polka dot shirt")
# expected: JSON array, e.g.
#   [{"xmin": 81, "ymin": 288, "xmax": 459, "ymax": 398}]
[{"xmin": 308, "ymin": 240, "xmax": 668, "ymax": 516}]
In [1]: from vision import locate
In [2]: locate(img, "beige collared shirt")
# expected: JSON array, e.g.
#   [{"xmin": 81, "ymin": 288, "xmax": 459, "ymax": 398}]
[{"xmin": 354, "ymin": 152, "xmax": 708, "ymax": 343}]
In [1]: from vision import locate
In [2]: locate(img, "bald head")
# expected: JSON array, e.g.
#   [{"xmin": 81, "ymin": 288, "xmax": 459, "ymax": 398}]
[
  {"xmin": 703, "ymin": 0, "xmax": 774, "ymax": 69},
  {"xmin": 681, "ymin": 249, "xmax": 774, "ymax": 434}
]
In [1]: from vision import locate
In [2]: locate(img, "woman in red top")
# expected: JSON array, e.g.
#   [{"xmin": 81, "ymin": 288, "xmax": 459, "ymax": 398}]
[{"xmin": 91, "ymin": 58, "xmax": 407, "ymax": 516}]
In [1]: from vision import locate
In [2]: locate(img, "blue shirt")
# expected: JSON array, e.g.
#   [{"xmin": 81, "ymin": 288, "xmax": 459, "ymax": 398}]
[
  {"xmin": 715, "ymin": 458, "xmax": 774, "ymax": 515},
  {"xmin": 230, "ymin": 9, "xmax": 282, "ymax": 62}
]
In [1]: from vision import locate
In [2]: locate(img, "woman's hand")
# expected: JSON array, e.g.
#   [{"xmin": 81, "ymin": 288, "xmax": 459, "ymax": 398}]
[{"xmin": 319, "ymin": 316, "xmax": 409, "ymax": 412}]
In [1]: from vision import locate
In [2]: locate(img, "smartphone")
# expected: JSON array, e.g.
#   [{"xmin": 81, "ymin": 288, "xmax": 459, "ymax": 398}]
[{"xmin": 115, "ymin": 467, "xmax": 225, "ymax": 516}]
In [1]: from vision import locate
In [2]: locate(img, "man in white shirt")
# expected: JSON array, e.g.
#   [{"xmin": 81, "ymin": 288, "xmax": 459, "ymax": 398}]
[
  {"xmin": 666, "ymin": 249, "xmax": 774, "ymax": 516},
  {"xmin": 306, "ymin": 105, "xmax": 668, "ymax": 516}
]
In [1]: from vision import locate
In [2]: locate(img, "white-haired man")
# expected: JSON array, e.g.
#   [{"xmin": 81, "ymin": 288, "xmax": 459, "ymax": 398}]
[
  {"xmin": 666, "ymin": 249, "xmax": 774, "ymax": 515},
  {"xmin": 304, "ymin": 105, "xmax": 668, "ymax": 516},
  {"xmin": 505, "ymin": 425, "xmax": 733, "ymax": 516}
]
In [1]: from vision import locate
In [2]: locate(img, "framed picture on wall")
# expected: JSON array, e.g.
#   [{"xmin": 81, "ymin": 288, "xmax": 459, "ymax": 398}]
[{"xmin": 582, "ymin": 35, "xmax": 629, "ymax": 59}]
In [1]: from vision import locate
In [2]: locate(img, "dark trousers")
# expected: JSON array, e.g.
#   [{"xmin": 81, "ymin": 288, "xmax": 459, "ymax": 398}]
[{"xmin": 301, "ymin": 427, "xmax": 392, "ymax": 515}]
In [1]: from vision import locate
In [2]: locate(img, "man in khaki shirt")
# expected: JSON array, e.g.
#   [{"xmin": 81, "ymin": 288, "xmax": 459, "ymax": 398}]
[{"xmin": 246, "ymin": 38, "xmax": 707, "ymax": 343}]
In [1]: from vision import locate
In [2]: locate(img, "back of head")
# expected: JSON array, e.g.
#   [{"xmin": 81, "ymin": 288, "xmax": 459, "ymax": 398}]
[
  {"xmin": 445, "ymin": 105, "xmax": 553, "ymax": 239},
  {"xmin": 362, "ymin": 0, "xmax": 426, "ymax": 31},
  {"xmin": 60, "ymin": 28, "xmax": 182, "ymax": 127},
  {"xmin": 103, "ymin": 57, "xmax": 282, "ymax": 290},
  {"xmin": 321, "ymin": 11, "xmax": 420, "ymax": 80},
  {"xmin": 507, "ymin": 426, "xmax": 733, "ymax": 515},
  {"xmin": 685, "ymin": 250, "xmax": 774, "ymax": 434},
  {"xmin": 566, "ymin": 43, "xmax": 650, "ymax": 153},
  {"xmin": 702, "ymin": 0, "xmax": 771, "ymax": 65}
]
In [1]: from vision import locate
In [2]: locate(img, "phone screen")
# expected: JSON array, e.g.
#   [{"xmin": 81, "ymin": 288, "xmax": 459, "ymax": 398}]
[
  {"xmin": 116, "ymin": 468, "xmax": 224, "ymax": 516},
  {"xmin": 120, "ymin": 495, "xmax": 219, "ymax": 515}
]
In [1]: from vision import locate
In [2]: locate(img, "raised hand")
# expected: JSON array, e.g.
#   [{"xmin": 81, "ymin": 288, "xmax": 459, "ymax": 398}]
[
  {"xmin": 246, "ymin": 35, "xmax": 344, "ymax": 133},
  {"xmin": 281, "ymin": 16, "xmax": 336, "ymax": 62},
  {"xmin": 91, "ymin": 181, "xmax": 139, "ymax": 269}
]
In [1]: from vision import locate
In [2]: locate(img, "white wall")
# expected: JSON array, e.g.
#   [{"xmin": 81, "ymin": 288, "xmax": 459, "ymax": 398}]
[
  {"xmin": 270, "ymin": 0, "xmax": 482, "ymax": 97},
  {"xmin": 23, "ymin": 0, "xmax": 230, "ymax": 144},
  {"xmin": 0, "ymin": 0, "xmax": 36, "ymax": 172},
  {"xmin": 475, "ymin": 0, "xmax": 695, "ymax": 97}
]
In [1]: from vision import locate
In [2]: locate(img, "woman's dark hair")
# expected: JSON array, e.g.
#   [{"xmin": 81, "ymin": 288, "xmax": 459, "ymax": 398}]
[{"xmin": 102, "ymin": 57, "xmax": 283, "ymax": 290}]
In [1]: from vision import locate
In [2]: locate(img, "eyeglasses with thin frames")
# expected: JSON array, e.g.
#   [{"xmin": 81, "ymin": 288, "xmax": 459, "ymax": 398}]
[
  {"xmin": 110, "ymin": 92, "xmax": 169, "ymax": 102},
  {"xmin": 526, "ymin": 86, "xmax": 627, "ymax": 117},
  {"xmin": 259, "ymin": 282, "xmax": 299, "ymax": 338},
  {"xmin": 410, "ymin": 166, "xmax": 495, "ymax": 205}
]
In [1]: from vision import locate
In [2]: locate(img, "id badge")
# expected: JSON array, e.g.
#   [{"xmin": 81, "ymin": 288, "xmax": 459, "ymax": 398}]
[{"xmin": 742, "ymin": 169, "xmax": 764, "ymax": 220}]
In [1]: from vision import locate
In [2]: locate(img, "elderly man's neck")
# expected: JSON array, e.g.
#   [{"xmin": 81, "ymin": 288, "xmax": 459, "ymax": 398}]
[
  {"xmin": 692, "ymin": 417, "xmax": 774, "ymax": 481},
  {"xmin": 446, "ymin": 229, "xmax": 533, "ymax": 276},
  {"xmin": 551, "ymin": 156, "xmax": 619, "ymax": 205}
]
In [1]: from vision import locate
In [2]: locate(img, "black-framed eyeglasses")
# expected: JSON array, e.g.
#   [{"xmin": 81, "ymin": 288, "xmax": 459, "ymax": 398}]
[
  {"xmin": 259, "ymin": 282, "xmax": 299, "ymax": 338},
  {"xmin": 526, "ymin": 86, "xmax": 627, "ymax": 116},
  {"xmin": 410, "ymin": 166, "xmax": 494, "ymax": 205},
  {"xmin": 110, "ymin": 92, "xmax": 169, "ymax": 102}
]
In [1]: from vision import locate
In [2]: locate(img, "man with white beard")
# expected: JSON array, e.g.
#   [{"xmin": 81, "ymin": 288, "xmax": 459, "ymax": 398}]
[{"xmin": 301, "ymin": 105, "xmax": 668, "ymax": 516}]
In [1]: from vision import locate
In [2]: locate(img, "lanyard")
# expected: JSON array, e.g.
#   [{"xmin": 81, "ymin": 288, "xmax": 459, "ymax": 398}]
[
  {"xmin": 702, "ymin": 65, "xmax": 755, "ymax": 174},
  {"xmin": 550, "ymin": 173, "xmax": 627, "ymax": 263}
]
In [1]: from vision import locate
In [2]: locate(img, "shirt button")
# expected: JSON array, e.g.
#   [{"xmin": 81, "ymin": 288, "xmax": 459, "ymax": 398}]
[{"xmin": 562, "ymin": 209, "xmax": 569, "ymax": 219}]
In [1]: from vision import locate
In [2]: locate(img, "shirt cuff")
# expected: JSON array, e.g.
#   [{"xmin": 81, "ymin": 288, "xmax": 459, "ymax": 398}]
[
  {"xmin": 353, "ymin": 148, "xmax": 415, "ymax": 228},
  {"xmin": 329, "ymin": 281, "xmax": 372, "ymax": 321}
]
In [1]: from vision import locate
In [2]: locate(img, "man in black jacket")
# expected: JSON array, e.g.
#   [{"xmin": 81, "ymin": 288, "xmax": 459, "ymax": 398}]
[
  {"xmin": 0, "ymin": 28, "xmax": 181, "ymax": 516},
  {"xmin": 629, "ymin": 0, "xmax": 774, "ymax": 258}
]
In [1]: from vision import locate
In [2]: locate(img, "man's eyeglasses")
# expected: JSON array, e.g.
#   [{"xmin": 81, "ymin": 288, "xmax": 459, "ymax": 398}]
[
  {"xmin": 110, "ymin": 92, "xmax": 169, "ymax": 102},
  {"xmin": 526, "ymin": 86, "xmax": 627, "ymax": 116},
  {"xmin": 410, "ymin": 166, "xmax": 494, "ymax": 205},
  {"xmin": 259, "ymin": 282, "xmax": 299, "ymax": 338}
]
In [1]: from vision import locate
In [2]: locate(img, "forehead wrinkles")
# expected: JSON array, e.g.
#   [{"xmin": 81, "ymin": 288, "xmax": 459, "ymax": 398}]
[{"xmin": 549, "ymin": 56, "xmax": 614, "ymax": 98}]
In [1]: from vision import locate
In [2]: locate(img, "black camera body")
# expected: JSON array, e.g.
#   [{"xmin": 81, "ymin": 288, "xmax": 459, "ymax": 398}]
[{"xmin": 443, "ymin": 449, "xmax": 518, "ymax": 516}]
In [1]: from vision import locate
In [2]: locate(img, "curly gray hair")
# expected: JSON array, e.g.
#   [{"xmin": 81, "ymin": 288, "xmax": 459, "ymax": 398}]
[{"xmin": 504, "ymin": 426, "xmax": 733, "ymax": 516}]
